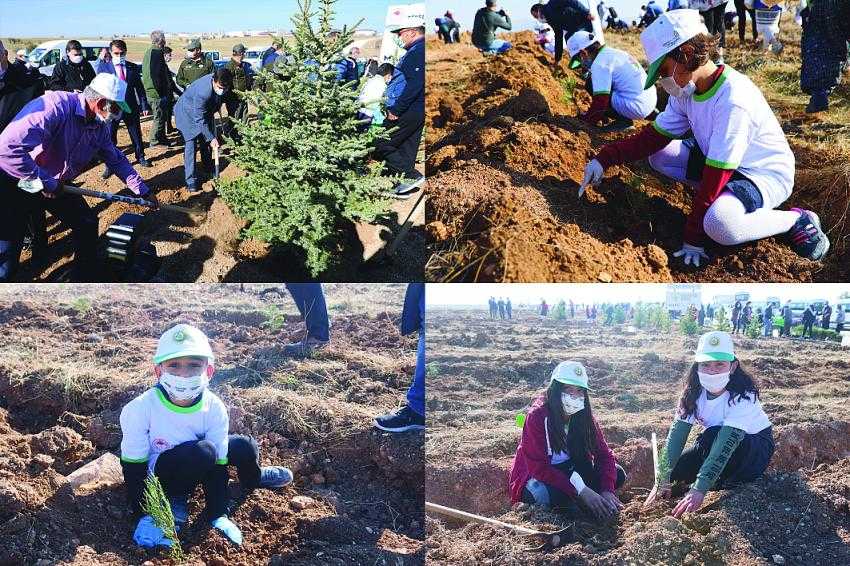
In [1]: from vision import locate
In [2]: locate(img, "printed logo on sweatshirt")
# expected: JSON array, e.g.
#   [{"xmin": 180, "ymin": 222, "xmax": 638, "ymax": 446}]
[{"xmin": 152, "ymin": 438, "xmax": 171, "ymax": 451}]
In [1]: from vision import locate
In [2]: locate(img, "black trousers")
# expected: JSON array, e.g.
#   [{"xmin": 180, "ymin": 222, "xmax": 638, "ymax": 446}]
[
  {"xmin": 109, "ymin": 111, "xmax": 145, "ymax": 164},
  {"xmin": 154, "ymin": 434, "xmax": 261, "ymax": 519},
  {"xmin": 670, "ymin": 426, "xmax": 774, "ymax": 489},
  {"xmin": 734, "ymin": 0, "xmax": 758, "ymax": 41},
  {"xmin": 521, "ymin": 460, "xmax": 627, "ymax": 508},
  {"xmin": 701, "ymin": 4, "xmax": 728, "ymax": 49},
  {"xmin": 802, "ymin": 321, "xmax": 814, "ymax": 337},
  {"xmin": 374, "ymin": 110, "xmax": 424, "ymax": 179},
  {"xmin": 0, "ymin": 170, "xmax": 97, "ymax": 282}
]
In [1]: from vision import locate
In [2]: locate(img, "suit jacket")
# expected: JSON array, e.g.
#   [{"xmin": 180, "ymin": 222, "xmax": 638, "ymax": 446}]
[
  {"xmin": 48, "ymin": 57, "xmax": 95, "ymax": 92},
  {"xmin": 174, "ymin": 73, "xmax": 221, "ymax": 142},
  {"xmin": 0, "ymin": 63, "xmax": 46, "ymax": 131},
  {"xmin": 98, "ymin": 60, "xmax": 150, "ymax": 114}
]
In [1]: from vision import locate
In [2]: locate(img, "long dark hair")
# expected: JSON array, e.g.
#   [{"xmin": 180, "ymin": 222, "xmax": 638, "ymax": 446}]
[
  {"xmin": 545, "ymin": 381, "xmax": 596, "ymax": 464},
  {"xmin": 677, "ymin": 360, "xmax": 761, "ymax": 420}
]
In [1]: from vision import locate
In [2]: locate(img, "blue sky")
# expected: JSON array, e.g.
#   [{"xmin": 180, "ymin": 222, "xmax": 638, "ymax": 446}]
[
  {"xmin": 0, "ymin": 0, "xmax": 394, "ymax": 36},
  {"xmin": 427, "ymin": 1, "xmax": 736, "ymax": 32}
]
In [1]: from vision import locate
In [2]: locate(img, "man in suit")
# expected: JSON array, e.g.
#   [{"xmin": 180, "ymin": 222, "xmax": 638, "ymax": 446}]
[
  {"xmin": 174, "ymin": 67, "xmax": 233, "ymax": 192},
  {"xmin": 100, "ymin": 39, "xmax": 151, "ymax": 179},
  {"xmin": 142, "ymin": 30, "xmax": 174, "ymax": 148},
  {"xmin": 48, "ymin": 40, "xmax": 96, "ymax": 92}
]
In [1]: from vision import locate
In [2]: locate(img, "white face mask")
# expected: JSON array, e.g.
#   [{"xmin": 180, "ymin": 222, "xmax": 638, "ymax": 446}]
[
  {"xmin": 113, "ymin": 55, "xmax": 126, "ymax": 65},
  {"xmin": 96, "ymin": 107, "xmax": 122, "ymax": 124},
  {"xmin": 213, "ymin": 86, "xmax": 224, "ymax": 96},
  {"xmin": 561, "ymin": 393, "xmax": 586, "ymax": 415},
  {"xmin": 698, "ymin": 370, "xmax": 730, "ymax": 393},
  {"xmin": 69, "ymin": 54, "xmax": 84, "ymax": 64},
  {"xmin": 659, "ymin": 61, "xmax": 696, "ymax": 99},
  {"xmin": 159, "ymin": 371, "xmax": 208, "ymax": 402}
]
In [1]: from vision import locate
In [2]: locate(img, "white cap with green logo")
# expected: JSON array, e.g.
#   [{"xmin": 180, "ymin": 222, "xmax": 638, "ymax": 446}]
[
  {"xmin": 695, "ymin": 331, "xmax": 735, "ymax": 362},
  {"xmin": 153, "ymin": 324, "xmax": 215, "ymax": 364},
  {"xmin": 550, "ymin": 361, "xmax": 593, "ymax": 391},
  {"xmin": 640, "ymin": 9, "xmax": 708, "ymax": 90}
]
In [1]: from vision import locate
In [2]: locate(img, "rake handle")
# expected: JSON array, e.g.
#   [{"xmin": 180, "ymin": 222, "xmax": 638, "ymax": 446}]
[{"xmin": 425, "ymin": 502, "xmax": 541, "ymax": 535}]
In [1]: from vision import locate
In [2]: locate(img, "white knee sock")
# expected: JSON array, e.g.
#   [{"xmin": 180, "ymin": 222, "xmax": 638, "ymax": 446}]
[{"xmin": 703, "ymin": 192, "xmax": 801, "ymax": 246}]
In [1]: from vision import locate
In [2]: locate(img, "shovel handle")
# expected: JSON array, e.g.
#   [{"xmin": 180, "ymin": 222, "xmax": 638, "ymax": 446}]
[
  {"xmin": 425, "ymin": 502, "xmax": 541, "ymax": 535},
  {"xmin": 63, "ymin": 186, "xmax": 200, "ymax": 216}
]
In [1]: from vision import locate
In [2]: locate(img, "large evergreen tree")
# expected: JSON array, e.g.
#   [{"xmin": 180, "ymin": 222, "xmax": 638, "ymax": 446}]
[{"xmin": 218, "ymin": 0, "xmax": 394, "ymax": 275}]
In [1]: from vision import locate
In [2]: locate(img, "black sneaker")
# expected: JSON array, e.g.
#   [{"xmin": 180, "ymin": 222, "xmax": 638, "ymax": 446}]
[
  {"xmin": 374, "ymin": 404, "xmax": 425, "ymax": 433},
  {"xmin": 138, "ymin": 158, "xmax": 152, "ymax": 168},
  {"xmin": 786, "ymin": 208, "xmax": 830, "ymax": 261},
  {"xmin": 101, "ymin": 168, "xmax": 112, "ymax": 180}
]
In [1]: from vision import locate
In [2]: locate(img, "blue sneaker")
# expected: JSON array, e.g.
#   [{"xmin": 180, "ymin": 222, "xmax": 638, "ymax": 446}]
[
  {"xmin": 787, "ymin": 208, "xmax": 830, "ymax": 261},
  {"xmin": 259, "ymin": 466, "xmax": 294, "ymax": 489}
]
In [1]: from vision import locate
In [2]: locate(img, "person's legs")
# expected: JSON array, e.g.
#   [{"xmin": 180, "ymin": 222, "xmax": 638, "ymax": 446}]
[
  {"xmin": 284, "ymin": 283, "xmax": 330, "ymax": 342},
  {"xmin": 183, "ymin": 134, "xmax": 199, "ymax": 189},
  {"xmin": 702, "ymin": 188, "xmax": 799, "ymax": 247},
  {"xmin": 226, "ymin": 434, "xmax": 262, "ymax": 490},
  {"xmin": 0, "ymin": 174, "xmax": 35, "ymax": 282},
  {"xmin": 374, "ymin": 110, "xmax": 425, "ymax": 179},
  {"xmin": 735, "ymin": 0, "xmax": 747, "ymax": 42},
  {"xmin": 147, "ymin": 93, "xmax": 166, "ymax": 144},
  {"xmin": 154, "ymin": 439, "xmax": 218, "ymax": 500},
  {"xmin": 647, "ymin": 139, "xmax": 697, "ymax": 185},
  {"xmin": 199, "ymin": 137, "xmax": 213, "ymax": 171},
  {"xmin": 42, "ymin": 194, "xmax": 98, "ymax": 282},
  {"xmin": 405, "ymin": 330, "xmax": 425, "ymax": 417},
  {"xmin": 124, "ymin": 113, "xmax": 147, "ymax": 163}
]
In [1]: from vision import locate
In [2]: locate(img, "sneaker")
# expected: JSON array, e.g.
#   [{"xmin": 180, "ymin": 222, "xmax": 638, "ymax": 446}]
[
  {"xmin": 392, "ymin": 175, "xmax": 425, "ymax": 199},
  {"xmin": 373, "ymin": 404, "xmax": 425, "ymax": 433},
  {"xmin": 786, "ymin": 208, "xmax": 830, "ymax": 261},
  {"xmin": 805, "ymin": 92, "xmax": 829, "ymax": 114},
  {"xmin": 101, "ymin": 168, "xmax": 112, "ymax": 180},
  {"xmin": 281, "ymin": 337, "xmax": 328, "ymax": 358},
  {"xmin": 259, "ymin": 466, "xmax": 294, "ymax": 489},
  {"xmin": 138, "ymin": 158, "xmax": 152, "ymax": 168},
  {"xmin": 186, "ymin": 184, "xmax": 201, "ymax": 193}
]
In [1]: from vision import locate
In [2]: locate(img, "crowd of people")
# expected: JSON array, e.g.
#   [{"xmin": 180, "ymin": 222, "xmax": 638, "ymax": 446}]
[
  {"xmin": 0, "ymin": 17, "xmax": 425, "ymax": 282},
  {"xmin": 488, "ymin": 296, "xmax": 513, "ymax": 319}
]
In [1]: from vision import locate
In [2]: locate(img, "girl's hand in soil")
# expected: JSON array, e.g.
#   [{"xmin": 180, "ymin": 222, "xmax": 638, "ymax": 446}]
[
  {"xmin": 671, "ymin": 489, "xmax": 705, "ymax": 518},
  {"xmin": 600, "ymin": 491, "xmax": 624, "ymax": 515},
  {"xmin": 643, "ymin": 483, "xmax": 671, "ymax": 508},
  {"xmin": 579, "ymin": 486, "xmax": 614, "ymax": 521}
]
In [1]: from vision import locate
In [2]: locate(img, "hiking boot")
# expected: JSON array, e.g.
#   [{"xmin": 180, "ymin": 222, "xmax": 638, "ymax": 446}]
[
  {"xmin": 392, "ymin": 174, "xmax": 425, "ymax": 199},
  {"xmin": 786, "ymin": 208, "xmax": 830, "ymax": 261},
  {"xmin": 259, "ymin": 466, "xmax": 294, "ymax": 489},
  {"xmin": 373, "ymin": 404, "xmax": 425, "ymax": 433},
  {"xmin": 805, "ymin": 92, "xmax": 829, "ymax": 114},
  {"xmin": 281, "ymin": 337, "xmax": 328, "ymax": 358}
]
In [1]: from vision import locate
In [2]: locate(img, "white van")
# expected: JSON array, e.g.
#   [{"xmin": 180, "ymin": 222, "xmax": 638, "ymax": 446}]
[
  {"xmin": 244, "ymin": 46, "xmax": 269, "ymax": 72},
  {"xmin": 28, "ymin": 39, "xmax": 110, "ymax": 78}
]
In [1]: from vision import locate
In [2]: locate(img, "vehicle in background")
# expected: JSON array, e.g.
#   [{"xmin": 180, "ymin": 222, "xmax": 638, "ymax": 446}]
[
  {"xmin": 28, "ymin": 39, "xmax": 110, "ymax": 77},
  {"xmin": 204, "ymin": 51, "xmax": 227, "ymax": 69},
  {"xmin": 243, "ymin": 46, "xmax": 269, "ymax": 72}
]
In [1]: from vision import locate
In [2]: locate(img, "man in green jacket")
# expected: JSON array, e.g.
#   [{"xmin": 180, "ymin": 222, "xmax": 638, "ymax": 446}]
[
  {"xmin": 222, "ymin": 43, "xmax": 253, "ymax": 144},
  {"xmin": 142, "ymin": 30, "xmax": 174, "ymax": 147},
  {"xmin": 472, "ymin": 0, "xmax": 513, "ymax": 54},
  {"xmin": 176, "ymin": 38, "xmax": 214, "ymax": 90}
]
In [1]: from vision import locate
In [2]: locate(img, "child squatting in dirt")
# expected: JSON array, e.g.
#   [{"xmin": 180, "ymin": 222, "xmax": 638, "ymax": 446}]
[
  {"xmin": 644, "ymin": 330, "xmax": 775, "ymax": 516},
  {"xmin": 120, "ymin": 324, "xmax": 294, "ymax": 548},
  {"xmin": 580, "ymin": 9, "xmax": 830, "ymax": 268},
  {"xmin": 509, "ymin": 361, "xmax": 627, "ymax": 523}
]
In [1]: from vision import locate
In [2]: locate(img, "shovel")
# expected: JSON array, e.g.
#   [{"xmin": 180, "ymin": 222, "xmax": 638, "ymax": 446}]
[
  {"xmin": 18, "ymin": 179, "xmax": 206, "ymax": 220},
  {"xmin": 425, "ymin": 501, "xmax": 573, "ymax": 552}
]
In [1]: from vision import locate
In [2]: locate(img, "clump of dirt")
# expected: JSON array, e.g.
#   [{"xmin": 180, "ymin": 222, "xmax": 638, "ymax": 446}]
[
  {"xmin": 28, "ymin": 426, "xmax": 95, "ymax": 474},
  {"xmin": 425, "ymin": 29, "xmax": 850, "ymax": 281},
  {"xmin": 369, "ymin": 429, "xmax": 425, "ymax": 484}
]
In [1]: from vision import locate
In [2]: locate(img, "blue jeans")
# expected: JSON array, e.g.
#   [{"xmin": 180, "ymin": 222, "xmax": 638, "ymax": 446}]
[
  {"xmin": 285, "ymin": 283, "xmax": 330, "ymax": 341},
  {"xmin": 481, "ymin": 39, "xmax": 512, "ymax": 54},
  {"xmin": 406, "ymin": 330, "xmax": 425, "ymax": 416},
  {"xmin": 182, "ymin": 134, "xmax": 212, "ymax": 189}
]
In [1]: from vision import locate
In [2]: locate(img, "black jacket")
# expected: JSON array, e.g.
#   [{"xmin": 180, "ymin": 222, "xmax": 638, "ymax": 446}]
[
  {"xmin": 120, "ymin": 61, "xmax": 149, "ymax": 113},
  {"xmin": 0, "ymin": 62, "xmax": 45, "ymax": 131},
  {"xmin": 48, "ymin": 57, "xmax": 95, "ymax": 92},
  {"xmin": 543, "ymin": 0, "xmax": 593, "ymax": 62}
]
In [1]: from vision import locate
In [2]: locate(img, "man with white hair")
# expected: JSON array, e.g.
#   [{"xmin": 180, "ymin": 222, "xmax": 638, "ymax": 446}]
[
  {"xmin": 0, "ymin": 73, "xmax": 157, "ymax": 281},
  {"xmin": 142, "ymin": 30, "xmax": 174, "ymax": 148}
]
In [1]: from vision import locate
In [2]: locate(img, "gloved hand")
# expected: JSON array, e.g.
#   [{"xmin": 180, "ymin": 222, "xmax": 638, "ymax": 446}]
[
  {"xmin": 132, "ymin": 515, "xmax": 173, "ymax": 548},
  {"xmin": 579, "ymin": 159, "xmax": 604, "ymax": 197},
  {"xmin": 211, "ymin": 515, "xmax": 243, "ymax": 546},
  {"xmin": 673, "ymin": 243, "xmax": 709, "ymax": 267}
]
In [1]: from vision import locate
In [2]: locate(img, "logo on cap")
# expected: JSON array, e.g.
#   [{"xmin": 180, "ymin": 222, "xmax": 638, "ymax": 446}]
[
  {"xmin": 574, "ymin": 367, "xmax": 583, "ymax": 376},
  {"xmin": 709, "ymin": 336, "xmax": 720, "ymax": 346},
  {"xmin": 174, "ymin": 330, "xmax": 187, "ymax": 343}
]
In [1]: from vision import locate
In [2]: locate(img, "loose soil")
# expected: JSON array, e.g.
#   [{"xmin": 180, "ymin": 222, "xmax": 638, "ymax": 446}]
[
  {"xmin": 425, "ymin": 28, "xmax": 850, "ymax": 282},
  {"xmin": 426, "ymin": 308, "xmax": 850, "ymax": 565},
  {"xmin": 0, "ymin": 284, "xmax": 424, "ymax": 565}
]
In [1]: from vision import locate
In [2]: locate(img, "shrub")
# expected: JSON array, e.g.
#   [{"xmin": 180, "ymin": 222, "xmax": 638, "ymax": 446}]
[
  {"xmin": 679, "ymin": 309, "xmax": 699, "ymax": 336},
  {"xmin": 713, "ymin": 307, "xmax": 732, "ymax": 332}
]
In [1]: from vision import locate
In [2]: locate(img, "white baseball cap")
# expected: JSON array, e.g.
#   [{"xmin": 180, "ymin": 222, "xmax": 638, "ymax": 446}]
[
  {"xmin": 550, "ymin": 361, "xmax": 593, "ymax": 390},
  {"xmin": 567, "ymin": 30, "xmax": 603, "ymax": 69},
  {"xmin": 695, "ymin": 331, "xmax": 735, "ymax": 362},
  {"xmin": 640, "ymin": 9, "xmax": 708, "ymax": 89},
  {"xmin": 153, "ymin": 324, "xmax": 215, "ymax": 364},
  {"xmin": 388, "ymin": 6, "xmax": 425, "ymax": 32},
  {"xmin": 89, "ymin": 72, "xmax": 132, "ymax": 114}
]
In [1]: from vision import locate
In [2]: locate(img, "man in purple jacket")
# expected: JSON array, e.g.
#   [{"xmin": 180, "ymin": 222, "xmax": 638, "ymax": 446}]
[{"xmin": 0, "ymin": 73, "xmax": 156, "ymax": 281}]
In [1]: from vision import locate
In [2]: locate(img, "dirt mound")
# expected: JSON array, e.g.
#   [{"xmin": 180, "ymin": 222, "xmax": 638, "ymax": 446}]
[
  {"xmin": 29, "ymin": 426, "xmax": 95, "ymax": 474},
  {"xmin": 426, "ymin": 458, "xmax": 512, "ymax": 517},
  {"xmin": 425, "ymin": 30, "xmax": 850, "ymax": 281},
  {"xmin": 369, "ymin": 429, "xmax": 425, "ymax": 484},
  {"xmin": 202, "ymin": 308, "xmax": 270, "ymax": 327},
  {"xmin": 771, "ymin": 421, "xmax": 850, "ymax": 470}
]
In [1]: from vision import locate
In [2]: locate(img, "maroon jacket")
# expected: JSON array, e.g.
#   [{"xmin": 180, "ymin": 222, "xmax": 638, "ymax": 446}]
[{"xmin": 508, "ymin": 396, "xmax": 617, "ymax": 504}]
